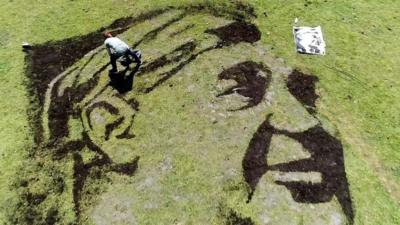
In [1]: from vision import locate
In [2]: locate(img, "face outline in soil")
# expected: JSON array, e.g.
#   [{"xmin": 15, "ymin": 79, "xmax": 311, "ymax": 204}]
[{"xmin": 21, "ymin": 4, "xmax": 353, "ymax": 225}]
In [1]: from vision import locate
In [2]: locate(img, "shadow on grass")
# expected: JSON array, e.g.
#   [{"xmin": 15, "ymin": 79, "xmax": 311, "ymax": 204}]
[{"xmin": 109, "ymin": 63, "xmax": 141, "ymax": 94}]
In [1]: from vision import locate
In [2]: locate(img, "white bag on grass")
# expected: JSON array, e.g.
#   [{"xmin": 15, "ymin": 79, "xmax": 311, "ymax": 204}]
[{"xmin": 293, "ymin": 26, "xmax": 326, "ymax": 55}]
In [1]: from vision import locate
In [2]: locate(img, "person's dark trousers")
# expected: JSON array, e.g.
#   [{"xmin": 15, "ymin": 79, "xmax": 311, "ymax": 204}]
[
  {"xmin": 125, "ymin": 49, "xmax": 141, "ymax": 65},
  {"xmin": 110, "ymin": 55, "xmax": 118, "ymax": 72}
]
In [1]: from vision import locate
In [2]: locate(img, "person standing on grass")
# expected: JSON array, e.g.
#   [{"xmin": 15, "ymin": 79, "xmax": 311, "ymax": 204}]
[{"xmin": 103, "ymin": 32, "xmax": 141, "ymax": 73}]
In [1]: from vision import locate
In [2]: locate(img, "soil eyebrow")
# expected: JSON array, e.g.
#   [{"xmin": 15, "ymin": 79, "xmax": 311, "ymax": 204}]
[{"xmin": 205, "ymin": 21, "xmax": 261, "ymax": 46}]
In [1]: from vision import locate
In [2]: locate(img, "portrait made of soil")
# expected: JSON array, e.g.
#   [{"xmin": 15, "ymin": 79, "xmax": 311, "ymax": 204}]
[{"xmin": 17, "ymin": 3, "xmax": 353, "ymax": 225}]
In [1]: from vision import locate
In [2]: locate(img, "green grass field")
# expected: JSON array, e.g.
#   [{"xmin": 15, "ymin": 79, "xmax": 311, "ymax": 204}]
[{"xmin": 0, "ymin": 0, "xmax": 399, "ymax": 224}]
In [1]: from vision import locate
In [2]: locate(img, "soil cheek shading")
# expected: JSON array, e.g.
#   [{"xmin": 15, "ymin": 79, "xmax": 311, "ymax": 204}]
[
  {"xmin": 287, "ymin": 70, "xmax": 319, "ymax": 114},
  {"xmin": 242, "ymin": 114, "xmax": 274, "ymax": 199},
  {"xmin": 217, "ymin": 61, "xmax": 271, "ymax": 110}
]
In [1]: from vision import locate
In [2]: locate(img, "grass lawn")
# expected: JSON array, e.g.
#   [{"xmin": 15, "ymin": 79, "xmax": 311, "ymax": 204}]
[{"xmin": 0, "ymin": 0, "xmax": 398, "ymax": 224}]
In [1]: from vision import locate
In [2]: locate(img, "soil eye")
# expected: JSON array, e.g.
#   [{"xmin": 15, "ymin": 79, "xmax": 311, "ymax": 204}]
[
  {"xmin": 286, "ymin": 70, "xmax": 319, "ymax": 114},
  {"xmin": 217, "ymin": 61, "xmax": 271, "ymax": 110}
]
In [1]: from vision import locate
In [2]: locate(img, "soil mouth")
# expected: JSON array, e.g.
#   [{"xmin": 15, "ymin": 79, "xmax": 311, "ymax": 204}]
[{"xmin": 242, "ymin": 114, "xmax": 354, "ymax": 223}]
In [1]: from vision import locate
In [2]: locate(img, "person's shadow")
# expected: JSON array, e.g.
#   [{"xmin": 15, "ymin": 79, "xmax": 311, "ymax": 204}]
[{"xmin": 108, "ymin": 63, "xmax": 140, "ymax": 93}]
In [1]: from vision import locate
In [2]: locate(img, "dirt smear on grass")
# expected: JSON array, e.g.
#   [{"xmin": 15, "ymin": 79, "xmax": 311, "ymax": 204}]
[
  {"xmin": 242, "ymin": 114, "xmax": 354, "ymax": 224},
  {"xmin": 226, "ymin": 210, "xmax": 255, "ymax": 225}
]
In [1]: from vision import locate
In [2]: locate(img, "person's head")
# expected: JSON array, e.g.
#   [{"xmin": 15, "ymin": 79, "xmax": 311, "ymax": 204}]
[
  {"xmin": 103, "ymin": 31, "xmax": 113, "ymax": 39},
  {"xmin": 30, "ymin": 4, "xmax": 352, "ymax": 225}
]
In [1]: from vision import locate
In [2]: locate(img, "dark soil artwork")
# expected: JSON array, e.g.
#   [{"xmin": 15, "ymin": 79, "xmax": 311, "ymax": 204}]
[
  {"xmin": 217, "ymin": 61, "xmax": 353, "ymax": 223},
  {"xmin": 217, "ymin": 61, "xmax": 271, "ymax": 110},
  {"xmin": 286, "ymin": 70, "xmax": 319, "ymax": 115},
  {"xmin": 242, "ymin": 115, "xmax": 353, "ymax": 222},
  {"xmin": 17, "ymin": 2, "xmax": 354, "ymax": 225}
]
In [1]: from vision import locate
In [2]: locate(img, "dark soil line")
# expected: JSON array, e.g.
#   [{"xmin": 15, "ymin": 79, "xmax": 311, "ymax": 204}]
[
  {"xmin": 116, "ymin": 115, "xmax": 136, "ymax": 139},
  {"xmin": 70, "ymin": 134, "xmax": 139, "ymax": 218},
  {"xmin": 105, "ymin": 117, "xmax": 125, "ymax": 141},
  {"xmin": 184, "ymin": 2, "xmax": 257, "ymax": 20},
  {"xmin": 85, "ymin": 101, "xmax": 119, "ymax": 129},
  {"xmin": 143, "ymin": 46, "xmax": 214, "ymax": 93},
  {"xmin": 130, "ymin": 12, "xmax": 187, "ymax": 50},
  {"xmin": 169, "ymin": 24, "xmax": 195, "ymax": 37},
  {"xmin": 139, "ymin": 41, "xmax": 197, "ymax": 75},
  {"xmin": 48, "ymin": 64, "xmax": 107, "ymax": 142},
  {"xmin": 71, "ymin": 50, "xmax": 105, "ymax": 88},
  {"xmin": 115, "ymin": 93, "xmax": 139, "ymax": 111}
]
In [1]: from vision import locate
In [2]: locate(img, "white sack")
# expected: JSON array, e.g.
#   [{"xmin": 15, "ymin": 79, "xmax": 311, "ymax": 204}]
[{"xmin": 293, "ymin": 26, "xmax": 326, "ymax": 55}]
